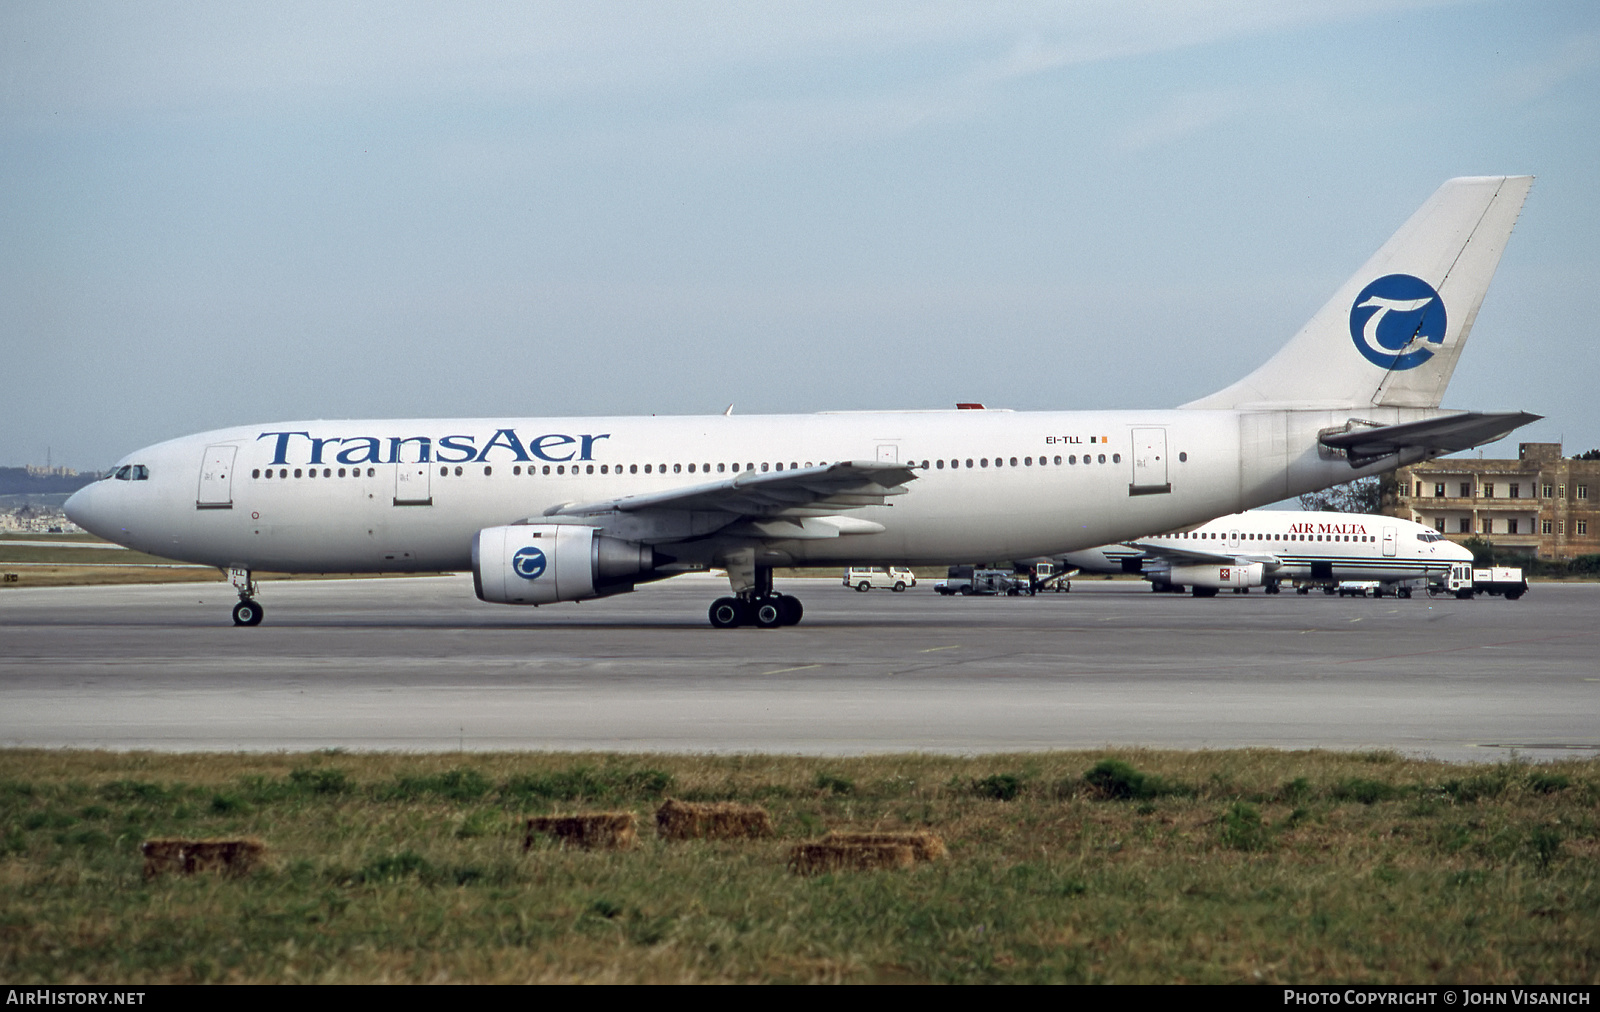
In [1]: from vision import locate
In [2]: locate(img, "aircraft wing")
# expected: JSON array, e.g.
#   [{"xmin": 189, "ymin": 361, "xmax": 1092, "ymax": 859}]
[
  {"xmin": 546, "ymin": 460, "xmax": 917, "ymax": 520},
  {"xmin": 1320, "ymin": 411, "xmax": 1541, "ymax": 462},
  {"xmin": 1128, "ymin": 541, "xmax": 1284, "ymax": 570}
]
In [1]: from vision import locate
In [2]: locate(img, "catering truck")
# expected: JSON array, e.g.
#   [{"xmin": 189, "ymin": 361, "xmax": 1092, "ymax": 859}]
[{"xmin": 1438, "ymin": 564, "xmax": 1528, "ymax": 600}]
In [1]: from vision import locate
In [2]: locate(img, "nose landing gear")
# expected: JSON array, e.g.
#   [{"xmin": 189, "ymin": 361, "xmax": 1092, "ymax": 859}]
[{"xmin": 229, "ymin": 567, "xmax": 264, "ymax": 626}]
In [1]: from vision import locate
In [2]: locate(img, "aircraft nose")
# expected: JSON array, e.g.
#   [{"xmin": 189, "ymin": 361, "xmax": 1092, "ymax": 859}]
[{"xmin": 64, "ymin": 482, "xmax": 114, "ymax": 541}]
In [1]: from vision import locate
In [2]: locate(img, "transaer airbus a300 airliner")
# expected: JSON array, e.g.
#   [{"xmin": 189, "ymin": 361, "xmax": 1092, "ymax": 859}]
[{"xmin": 66, "ymin": 176, "xmax": 1540, "ymax": 628}]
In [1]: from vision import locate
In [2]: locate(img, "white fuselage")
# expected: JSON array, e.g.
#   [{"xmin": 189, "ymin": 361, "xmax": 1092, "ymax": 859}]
[
  {"xmin": 66, "ymin": 406, "xmax": 1440, "ymax": 575},
  {"xmin": 1062, "ymin": 509, "xmax": 1473, "ymax": 585}
]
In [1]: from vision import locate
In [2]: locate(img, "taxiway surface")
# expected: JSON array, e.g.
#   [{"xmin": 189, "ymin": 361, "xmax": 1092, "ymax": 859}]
[{"xmin": 1, "ymin": 576, "xmax": 1595, "ymax": 761}]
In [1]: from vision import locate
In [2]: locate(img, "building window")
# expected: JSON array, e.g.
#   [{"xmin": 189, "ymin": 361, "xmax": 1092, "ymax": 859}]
[
  {"xmin": 1508, "ymin": 519, "xmax": 1519, "ymax": 535},
  {"xmin": 1543, "ymin": 520, "xmax": 1553, "ymax": 535},
  {"xmin": 1509, "ymin": 483, "xmax": 1519, "ymax": 499},
  {"xmin": 1558, "ymin": 521, "xmax": 1566, "ymax": 535},
  {"xmin": 1484, "ymin": 482, "xmax": 1495, "ymax": 498},
  {"xmin": 1459, "ymin": 518, "xmax": 1471, "ymax": 534},
  {"xmin": 1559, "ymin": 484, "xmax": 1566, "ymax": 498},
  {"xmin": 1482, "ymin": 518, "xmax": 1493, "ymax": 534},
  {"xmin": 1434, "ymin": 483, "xmax": 1445, "ymax": 498},
  {"xmin": 1579, "ymin": 485, "xmax": 1589, "ymax": 500},
  {"xmin": 1460, "ymin": 482, "xmax": 1471, "ymax": 498},
  {"xmin": 1542, "ymin": 483, "xmax": 1553, "ymax": 497},
  {"xmin": 1415, "ymin": 481, "xmax": 1423, "ymax": 497},
  {"xmin": 1579, "ymin": 520, "xmax": 1590, "ymax": 536},
  {"xmin": 1435, "ymin": 518, "xmax": 1445, "ymax": 533}
]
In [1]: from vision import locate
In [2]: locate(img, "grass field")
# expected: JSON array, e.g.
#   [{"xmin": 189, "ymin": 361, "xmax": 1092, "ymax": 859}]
[{"xmin": 1, "ymin": 749, "xmax": 1594, "ymax": 983}]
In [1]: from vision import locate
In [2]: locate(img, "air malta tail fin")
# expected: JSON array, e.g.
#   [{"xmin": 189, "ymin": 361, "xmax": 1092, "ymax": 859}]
[{"xmin": 1182, "ymin": 175, "xmax": 1533, "ymax": 411}]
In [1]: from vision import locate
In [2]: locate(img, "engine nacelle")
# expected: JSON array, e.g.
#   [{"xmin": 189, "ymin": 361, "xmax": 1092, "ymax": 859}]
[
  {"xmin": 1168, "ymin": 563, "xmax": 1266, "ymax": 589},
  {"xmin": 472, "ymin": 524, "xmax": 656, "ymax": 605}
]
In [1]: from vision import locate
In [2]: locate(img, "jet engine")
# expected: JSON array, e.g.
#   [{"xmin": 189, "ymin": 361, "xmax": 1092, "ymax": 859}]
[
  {"xmin": 473, "ymin": 524, "xmax": 658, "ymax": 605},
  {"xmin": 1167, "ymin": 563, "xmax": 1267, "ymax": 590}
]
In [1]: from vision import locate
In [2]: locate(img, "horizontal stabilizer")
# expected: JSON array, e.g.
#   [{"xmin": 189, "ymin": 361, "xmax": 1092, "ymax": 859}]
[{"xmin": 1318, "ymin": 411, "xmax": 1541, "ymax": 462}]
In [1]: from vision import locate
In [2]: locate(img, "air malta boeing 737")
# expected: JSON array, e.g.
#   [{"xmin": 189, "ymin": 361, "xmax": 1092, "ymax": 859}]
[
  {"xmin": 1057, "ymin": 510, "xmax": 1474, "ymax": 596},
  {"xmin": 65, "ymin": 176, "xmax": 1539, "ymax": 628}
]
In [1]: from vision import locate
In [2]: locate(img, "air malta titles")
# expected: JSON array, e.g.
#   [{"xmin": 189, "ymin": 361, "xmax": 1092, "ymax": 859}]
[
  {"xmin": 1288, "ymin": 520, "xmax": 1371, "ymax": 536},
  {"xmin": 256, "ymin": 429, "xmax": 612, "ymax": 467}
]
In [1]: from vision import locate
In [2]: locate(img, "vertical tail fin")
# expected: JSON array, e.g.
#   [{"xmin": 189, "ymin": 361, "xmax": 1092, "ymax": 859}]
[{"xmin": 1182, "ymin": 175, "xmax": 1533, "ymax": 410}]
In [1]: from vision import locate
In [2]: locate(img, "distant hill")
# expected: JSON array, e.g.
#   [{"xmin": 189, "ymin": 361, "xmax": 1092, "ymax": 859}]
[{"xmin": 0, "ymin": 468, "xmax": 99, "ymax": 496}]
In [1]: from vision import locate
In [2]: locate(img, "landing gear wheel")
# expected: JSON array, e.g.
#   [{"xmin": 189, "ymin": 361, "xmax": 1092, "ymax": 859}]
[
  {"xmin": 777, "ymin": 595, "xmax": 803, "ymax": 626},
  {"xmin": 232, "ymin": 599, "xmax": 263, "ymax": 627},
  {"xmin": 1398, "ymin": 588, "xmax": 1412, "ymax": 599},
  {"xmin": 753, "ymin": 599, "xmax": 783, "ymax": 629},
  {"xmin": 709, "ymin": 597, "xmax": 746, "ymax": 629}
]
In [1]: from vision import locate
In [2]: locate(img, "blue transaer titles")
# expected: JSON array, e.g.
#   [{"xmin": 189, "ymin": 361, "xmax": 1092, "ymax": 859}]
[{"xmin": 255, "ymin": 429, "xmax": 612, "ymax": 466}]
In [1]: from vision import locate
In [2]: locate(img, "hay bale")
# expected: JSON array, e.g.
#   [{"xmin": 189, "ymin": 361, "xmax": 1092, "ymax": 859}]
[
  {"xmin": 140, "ymin": 838, "xmax": 265, "ymax": 877},
  {"xmin": 787, "ymin": 841, "xmax": 916, "ymax": 875},
  {"xmin": 654, "ymin": 799, "xmax": 774, "ymax": 841},
  {"xmin": 821, "ymin": 830, "xmax": 947, "ymax": 862},
  {"xmin": 524, "ymin": 812, "xmax": 638, "ymax": 851}
]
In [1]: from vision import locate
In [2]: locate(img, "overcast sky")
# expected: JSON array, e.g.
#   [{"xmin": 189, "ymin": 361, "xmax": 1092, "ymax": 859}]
[{"xmin": 3, "ymin": 1, "xmax": 1596, "ymax": 470}]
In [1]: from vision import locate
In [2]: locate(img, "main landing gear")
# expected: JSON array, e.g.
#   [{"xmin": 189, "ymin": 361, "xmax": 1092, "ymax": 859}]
[
  {"xmin": 229, "ymin": 567, "xmax": 264, "ymax": 626},
  {"xmin": 707, "ymin": 564, "xmax": 803, "ymax": 629}
]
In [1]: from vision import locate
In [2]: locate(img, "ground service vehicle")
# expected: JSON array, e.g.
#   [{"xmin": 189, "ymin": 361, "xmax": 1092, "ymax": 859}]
[
  {"xmin": 1337, "ymin": 581, "xmax": 1381, "ymax": 597},
  {"xmin": 1439, "ymin": 564, "xmax": 1527, "ymax": 600},
  {"xmin": 843, "ymin": 567, "xmax": 917, "ymax": 592},
  {"xmin": 935, "ymin": 566, "xmax": 1028, "ymax": 596}
]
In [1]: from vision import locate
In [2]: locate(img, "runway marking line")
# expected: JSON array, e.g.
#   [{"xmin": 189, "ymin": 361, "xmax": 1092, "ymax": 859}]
[
  {"xmin": 761, "ymin": 664, "xmax": 822, "ymax": 675},
  {"xmin": 1340, "ymin": 631, "xmax": 1597, "ymax": 665},
  {"xmin": 919, "ymin": 645, "xmax": 961, "ymax": 653}
]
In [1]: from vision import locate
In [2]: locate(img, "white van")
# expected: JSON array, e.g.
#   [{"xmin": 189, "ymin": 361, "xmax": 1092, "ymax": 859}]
[{"xmin": 843, "ymin": 567, "xmax": 917, "ymax": 592}]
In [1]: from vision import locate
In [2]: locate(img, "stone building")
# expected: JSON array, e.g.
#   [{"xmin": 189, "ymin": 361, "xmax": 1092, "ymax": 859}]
[{"xmin": 1385, "ymin": 443, "xmax": 1598, "ymax": 561}]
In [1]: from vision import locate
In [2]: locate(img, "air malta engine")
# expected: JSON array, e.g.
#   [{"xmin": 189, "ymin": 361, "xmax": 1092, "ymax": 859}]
[
  {"xmin": 1165, "ymin": 562, "xmax": 1268, "ymax": 593},
  {"xmin": 472, "ymin": 524, "xmax": 662, "ymax": 605}
]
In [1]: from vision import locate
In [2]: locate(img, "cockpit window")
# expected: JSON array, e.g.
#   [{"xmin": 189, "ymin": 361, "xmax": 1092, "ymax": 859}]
[
  {"xmin": 113, "ymin": 465, "xmax": 132, "ymax": 480},
  {"xmin": 110, "ymin": 464, "xmax": 150, "ymax": 481}
]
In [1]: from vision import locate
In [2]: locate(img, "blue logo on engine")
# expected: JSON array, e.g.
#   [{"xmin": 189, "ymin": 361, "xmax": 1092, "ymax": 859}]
[
  {"xmin": 1348, "ymin": 274, "xmax": 1447, "ymax": 371},
  {"xmin": 512, "ymin": 546, "xmax": 547, "ymax": 580}
]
